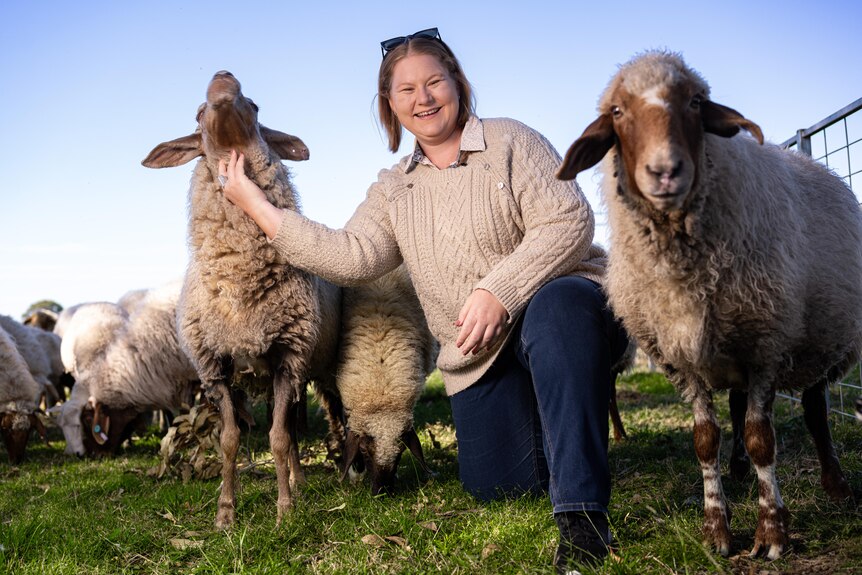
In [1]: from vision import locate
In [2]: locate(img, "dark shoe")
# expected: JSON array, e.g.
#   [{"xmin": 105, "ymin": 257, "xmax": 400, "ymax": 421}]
[{"xmin": 553, "ymin": 511, "xmax": 610, "ymax": 574}]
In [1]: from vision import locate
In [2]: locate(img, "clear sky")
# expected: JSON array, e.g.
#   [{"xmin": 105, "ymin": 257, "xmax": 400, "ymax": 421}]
[{"xmin": 1, "ymin": 0, "xmax": 860, "ymax": 318}]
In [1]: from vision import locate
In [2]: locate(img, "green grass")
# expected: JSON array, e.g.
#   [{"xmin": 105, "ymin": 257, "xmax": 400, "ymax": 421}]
[{"xmin": 1, "ymin": 371, "xmax": 861, "ymax": 574}]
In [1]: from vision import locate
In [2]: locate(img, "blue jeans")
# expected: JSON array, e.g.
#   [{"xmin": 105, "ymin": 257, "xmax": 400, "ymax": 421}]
[{"xmin": 449, "ymin": 276, "xmax": 628, "ymax": 514}]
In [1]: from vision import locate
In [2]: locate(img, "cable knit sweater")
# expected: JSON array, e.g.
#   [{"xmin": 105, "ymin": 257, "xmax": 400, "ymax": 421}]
[{"xmin": 272, "ymin": 116, "xmax": 606, "ymax": 395}]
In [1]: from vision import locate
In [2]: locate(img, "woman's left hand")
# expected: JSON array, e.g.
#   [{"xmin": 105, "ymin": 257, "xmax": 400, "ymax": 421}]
[{"xmin": 455, "ymin": 289, "xmax": 509, "ymax": 355}]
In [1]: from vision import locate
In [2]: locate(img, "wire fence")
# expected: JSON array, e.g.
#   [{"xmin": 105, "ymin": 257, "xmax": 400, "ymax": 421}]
[{"xmin": 780, "ymin": 97, "xmax": 862, "ymax": 420}]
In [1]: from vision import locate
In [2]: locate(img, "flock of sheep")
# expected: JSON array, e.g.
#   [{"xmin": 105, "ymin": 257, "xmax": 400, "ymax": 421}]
[{"xmin": 1, "ymin": 50, "xmax": 860, "ymax": 563}]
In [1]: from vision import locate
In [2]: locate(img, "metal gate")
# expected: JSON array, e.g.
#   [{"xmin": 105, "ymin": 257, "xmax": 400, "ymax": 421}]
[{"xmin": 781, "ymin": 97, "xmax": 862, "ymax": 419}]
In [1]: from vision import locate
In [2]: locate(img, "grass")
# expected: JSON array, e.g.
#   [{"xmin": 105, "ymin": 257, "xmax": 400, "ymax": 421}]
[{"xmin": 1, "ymin": 369, "xmax": 861, "ymax": 574}]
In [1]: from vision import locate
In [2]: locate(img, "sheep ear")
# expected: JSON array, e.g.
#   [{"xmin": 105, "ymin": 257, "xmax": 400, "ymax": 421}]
[
  {"xmin": 701, "ymin": 100, "xmax": 764, "ymax": 145},
  {"xmin": 557, "ymin": 114, "xmax": 616, "ymax": 181},
  {"xmin": 340, "ymin": 430, "xmax": 362, "ymax": 482},
  {"xmin": 91, "ymin": 402, "xmax": 110, "ymax": 445},
  {"xmin": 261, "ymin": 126, "xmax": 310, "ymax": 161},
  {"xmin": 141, "ymin": 134, "xmax": 203, "ymax": 168},
  {"xmin": 402, "ymin": 427, "xmax": 432, "ymax": 475}
]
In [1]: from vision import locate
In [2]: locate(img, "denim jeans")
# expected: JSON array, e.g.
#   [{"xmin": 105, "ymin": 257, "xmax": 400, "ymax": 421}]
[{"xmin": 449, "ymin": 276, "xmax": 628, "ymax": 514}]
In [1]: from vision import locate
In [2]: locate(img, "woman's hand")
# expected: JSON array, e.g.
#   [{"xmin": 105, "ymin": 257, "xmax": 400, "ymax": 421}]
[
  {"xmin": 455, "ymin": 289, "xmax": 509, "ymax": 355},
  {"xmin": 219, "ymin": 150, "xmax": 284, "ymax": 239}
]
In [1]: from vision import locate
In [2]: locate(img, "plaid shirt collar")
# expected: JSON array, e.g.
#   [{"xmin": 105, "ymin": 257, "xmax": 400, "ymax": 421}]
[{"xmin": 402, "ymin": 115, "xmax": 485, "ymax": 173}]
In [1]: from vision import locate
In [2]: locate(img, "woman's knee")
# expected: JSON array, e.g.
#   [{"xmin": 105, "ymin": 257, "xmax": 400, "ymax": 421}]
[{"xmin": 523, "ymin": 276, "xmax": 606, "ymax": 337}]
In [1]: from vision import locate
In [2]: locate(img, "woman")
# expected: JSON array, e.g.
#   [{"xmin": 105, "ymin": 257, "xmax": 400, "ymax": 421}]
[{"xmin": 220, "ymin": 28, "xmax": 628, "ymax": 572}]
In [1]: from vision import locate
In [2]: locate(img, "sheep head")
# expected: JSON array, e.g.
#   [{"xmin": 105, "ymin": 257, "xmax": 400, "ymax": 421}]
[
  {"xmin": 80, "ymin": 401, "xmax": 145, "ymax": 458},
  {"xmin": 341, "ymin": 425, "xmax": 430, "ymax": 495},
  {"xmin": 141, "ymin": 70, "xmax": 309, "ymax": 169},
  {"xmin": 557, "ymin": 51, "xmax": 763, "ymax": 213},
  {"xmin": 0, "ymin": 409, "xmax": 46, "ymax": 464}
]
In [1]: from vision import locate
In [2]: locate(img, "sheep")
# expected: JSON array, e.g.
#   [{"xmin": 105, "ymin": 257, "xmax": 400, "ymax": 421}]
[
  {"xmin": 0, "ymin": 326, "xmax": 46, "ymax": 463},
  {"xmin": 142, "ymin": 70, "xmax": 341, "ymax": 529},
  {"xmin": 0, "ymin": 314, "xmax": 62, "ymax": 407},
  {"xmin": 557, "ymin": 50, "xmax": 862, "ymax": 560},
  {"xmin": 54, "ymin": 283, "xmax": 199, "ymax": 457},
  {"xmin": 335, "ymin": 265, "xmax": 438, "ymax": 495},
  {"xmin": 52, "ymin": 302, "xmax": 127, "ymax": 456},
  {"xmin": 23, "ymin": 308, "xmax": 59, "ymax": 332}
]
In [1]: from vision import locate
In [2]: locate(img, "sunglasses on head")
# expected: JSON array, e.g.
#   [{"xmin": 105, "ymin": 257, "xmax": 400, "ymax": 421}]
[{"xmin": 380, "ymin": 27, "xmax": 441, "ymax": 59}]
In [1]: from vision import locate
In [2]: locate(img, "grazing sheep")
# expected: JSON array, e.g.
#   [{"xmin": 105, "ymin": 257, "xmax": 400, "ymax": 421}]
[
  {"xmin": 142, "ymin": 70, "xmax": 339, "ymax": 529},
  {"xmin": 23, "ymin": 308, "xmax": 59, "ymax": 332},
  {"xmin": 54, "ymin": 283, "xmax": 199, "ymax": 457},
  {"xmin": 0, "ymin": 315, "xmax": 62, "ymax": 407},
  {"xmin": 52, "ymin": 302, "xmax": 127, "ymax": 456},
  {"xmin": 557, "ymin": 50, "xmax": 862, "ymax": 560},
  {"xmin": 0, "ymin": 326, "xmax": 46, "ymax": 463},
  {"xmin": 336, "ymin": 265, "xmax": 438, "ymax": 495}
]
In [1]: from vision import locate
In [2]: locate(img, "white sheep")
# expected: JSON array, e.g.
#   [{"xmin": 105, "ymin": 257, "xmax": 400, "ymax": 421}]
[
  {"xmin": 336, "ymin": 265, "xmax": 438, "ymax": 495},
  {"xmin": 0, "ymin": 314, "xmax": 62, "ymax": 407},
  {"xmin": 0, "ymin": 325, "xmax": 45, "ymax": 463},
  {"xmin": 52, "ymin": 302, "xmax": 127, "ymax": 456},
  {"xmin": 142, "ymin": 70, "xmax": 340, "ymax": 529},
  {"xmin": 54, "ymin": 283, "xmax": 198, "ymax": 457},
  {"xmin": 557, "ymin": 50, "xmax": 862, "ymax": 560}
]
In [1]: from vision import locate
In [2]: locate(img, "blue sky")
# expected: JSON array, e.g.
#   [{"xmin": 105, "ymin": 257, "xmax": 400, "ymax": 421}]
[{"xmin": 1, "ymin": 0, "xmax": 860, "ymax": 317}]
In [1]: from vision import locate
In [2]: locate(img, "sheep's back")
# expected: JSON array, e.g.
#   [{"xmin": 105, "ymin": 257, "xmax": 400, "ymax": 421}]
[{"xmin": 0, "ymin": 327, "xmax": 41, "ymax": 406}]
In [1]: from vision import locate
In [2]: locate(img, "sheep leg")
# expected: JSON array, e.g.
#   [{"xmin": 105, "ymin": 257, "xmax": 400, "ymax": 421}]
[
  {"xmin": 728, "ymin": 389, "xmax": 751, "ymax": 480},
  {"xmin": 212, "ymin": 382, "xmax": 240, "ymax": 530},
  {"xmin": 609, "ymin": 375, "xmax": 627, "ymax": 442},
  {"xmin": 692, "ymin": 388, "xmax": 732, "ymax": 557},
  {"xmin": 270, "ymin": 372, "xmax": 305, "ymax": 525},
  {"xmin": 314, "ymin": 377, "xmax": 346, "ymax": 460},
  {"xmin": 745, "ymin": 385, "xmax": 789, "ymax": 560},
  {"xmin": 801, "ymin": 383, "xmax": 852, "ymax": 501}
]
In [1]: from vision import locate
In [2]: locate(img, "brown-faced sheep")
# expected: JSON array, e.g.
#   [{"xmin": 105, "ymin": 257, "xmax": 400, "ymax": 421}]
[
  {"xmin": 336, "ymin": 265, "xmax": 438, "ymax": 495},
  {"xmin": 0, "ymin": 326, "xmax": 46, "ymax": 463},
  {"xmin": 557, "ymin": 50, "xmax": 862, "ymax": 560},
  {"xmin": 142, "ymin": 71, "xmax": 341, "ymax": 529},
  {"xmin": 23, "ymin": 308, "xmax": 59, "ymax": 332}
]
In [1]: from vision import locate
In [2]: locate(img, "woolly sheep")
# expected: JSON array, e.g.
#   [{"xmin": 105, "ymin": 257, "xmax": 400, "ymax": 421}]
[
  {"xmin": 0, "ymin": 314, "xmax": 62, "ymax": 407},
  {"xmin": 557, "ymin": 50, "xmax": 862, "ymax": 560},
  {"xmin": 336, "ymin": 265, "xmax": 438, "ymax": 495},
  {"xmin": 54, "ymin": 283, "xmax": 199, "ymax": 457},
  {"xmin": 52, "ymin": 302, "xmax": 127, "ymax": 456},
  {"xmin": 0, "ymin": 326, "xmax": 46, "ymax": 463},
  {"xmin": 142, "ymin": 70, "xmax": 340, "ymax": 529}
]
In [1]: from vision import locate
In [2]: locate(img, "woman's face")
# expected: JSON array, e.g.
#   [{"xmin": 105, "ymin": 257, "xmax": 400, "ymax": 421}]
[{"xmin": 388, "ymin": 52, "xmax": 460, "ymax": 149}]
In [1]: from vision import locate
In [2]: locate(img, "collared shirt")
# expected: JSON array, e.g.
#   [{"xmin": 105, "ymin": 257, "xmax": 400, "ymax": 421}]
[{"xmin": 404, "ymin": 115, "xmax": 486, "ymax": 173}]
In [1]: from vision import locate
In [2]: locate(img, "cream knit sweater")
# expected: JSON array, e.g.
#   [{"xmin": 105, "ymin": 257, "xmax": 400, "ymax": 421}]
[{"xmin": 272, "ymin": 117, "xmax": 606, "ymax": 395}]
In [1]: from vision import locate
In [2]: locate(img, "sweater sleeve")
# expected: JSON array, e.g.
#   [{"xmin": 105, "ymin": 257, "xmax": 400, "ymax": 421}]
[
  {"xmin": 270, "ymin": 178, "xmax": 402, "ymax": 286},
  {"xmin": 474, "ymin": 123, "xmax": 595, "ymax": 321}
]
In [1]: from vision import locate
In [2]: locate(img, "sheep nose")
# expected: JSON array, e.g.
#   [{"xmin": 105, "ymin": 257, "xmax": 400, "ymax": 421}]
[{"xmin": 646, "ymin": 160, "xmax": 683, "ymax": 182}]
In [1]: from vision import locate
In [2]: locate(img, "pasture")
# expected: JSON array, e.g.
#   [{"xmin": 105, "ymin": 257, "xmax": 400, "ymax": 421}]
[{"xmin": 1, "ymin": 370, "xmax": 860, "ymax": 574}]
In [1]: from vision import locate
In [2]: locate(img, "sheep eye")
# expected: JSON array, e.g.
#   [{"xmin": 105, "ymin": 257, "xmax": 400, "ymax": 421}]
[
  {"xmin": 611, "ymin": 105, "xmax": 623, "ymax": 119},
  {"xmin": 690, "ymin": 95, "xmax": 703, "ymax": 110}
]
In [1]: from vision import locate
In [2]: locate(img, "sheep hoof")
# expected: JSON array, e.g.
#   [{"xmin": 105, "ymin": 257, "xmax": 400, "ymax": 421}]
[
  {"xmin": 215, "ymin": 511, "xmax": 234, "ymax": 531},
  {"xmin": 750, "ymin": 540, "xmax": 784, "ymax": 560},
  {"xmin": 276, "ymin": 500, "xmax": 293, "ymax": 526},
  {"xmin": 822, "ymin": 472, "xmax": 854, "ymax": 502}
]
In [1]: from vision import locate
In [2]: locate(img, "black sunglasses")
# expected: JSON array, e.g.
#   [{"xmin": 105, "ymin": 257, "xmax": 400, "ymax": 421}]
[{"xmin": 380, "ymin": 27, "xmax": 441, "ymax": 59}]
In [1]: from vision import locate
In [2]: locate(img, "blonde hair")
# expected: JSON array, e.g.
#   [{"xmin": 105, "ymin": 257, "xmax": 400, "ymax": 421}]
[{"xmin": 377, "ymin": 37, "xmax": 475, "ymax": 153}]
